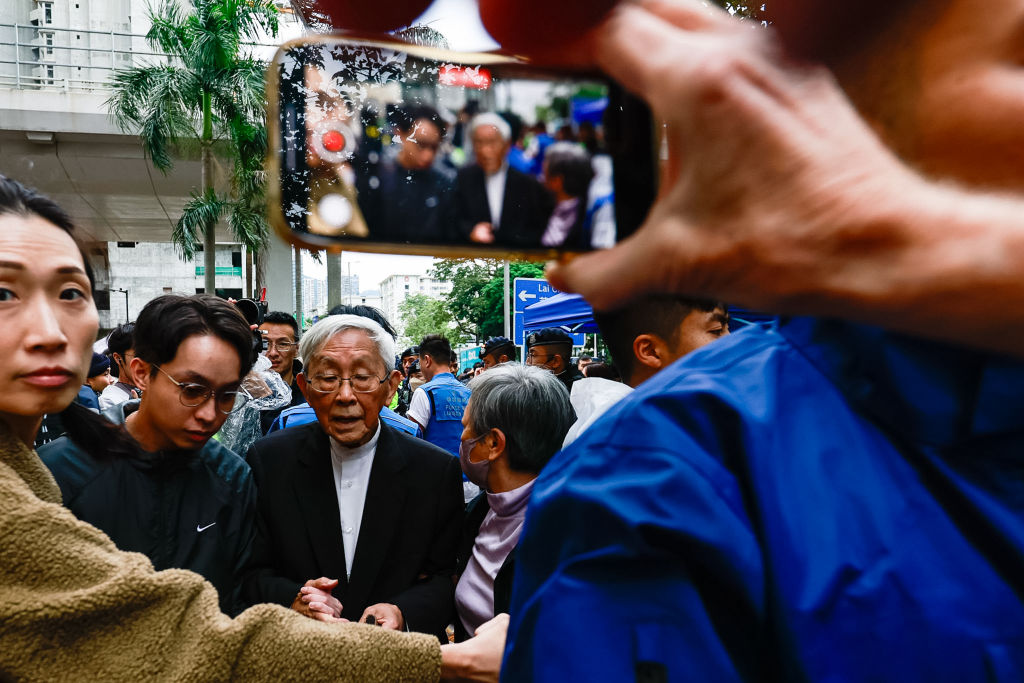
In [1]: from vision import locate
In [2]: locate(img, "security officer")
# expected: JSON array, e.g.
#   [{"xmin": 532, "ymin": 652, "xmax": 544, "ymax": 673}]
[
  {"xmin": 406, "ymin": 334, "xmax": 470, "ymax": 456},
  {"xmin": 525, "ymin": 327, "xmax": 583, "ymax": 393},
  {"xmin": 479, "ymin": 336, "xmax": 516, "ymax": 370}
]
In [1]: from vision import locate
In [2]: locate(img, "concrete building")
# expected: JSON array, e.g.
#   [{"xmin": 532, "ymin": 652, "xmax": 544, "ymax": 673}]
[
  {"xmin": 92, "ymin": 241, "xmax": 245, "ymax": 329},
  {"xmin": 0, "ymin": 0, "xmax": 305, "ymax": 322},
  {"xmin": 379, "ymin": 273, "xmax": 453, "ymax": 337},
  {"xmin": 301, "ymin": 276, "xmax": 327, "ymax": 320}
]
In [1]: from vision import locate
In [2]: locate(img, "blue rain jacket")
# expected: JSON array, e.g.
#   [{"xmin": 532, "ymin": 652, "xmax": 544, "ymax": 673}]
[
  {"xmin": 266, "ymin": 402, "xmax": 421, "ymax": 438},
  {"xmin": 503, "ymin": 317, "xmax": 1024, "ymax": 682}
]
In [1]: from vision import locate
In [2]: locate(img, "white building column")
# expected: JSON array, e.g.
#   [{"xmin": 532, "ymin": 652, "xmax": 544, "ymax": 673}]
[{"xmin": 264, "ymin": 228, "xmax": 295, "ymax": 315}]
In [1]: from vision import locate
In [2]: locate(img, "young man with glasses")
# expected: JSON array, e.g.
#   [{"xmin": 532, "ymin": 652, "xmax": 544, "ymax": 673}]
[
  {"xmin": 258, "ymin": 310, "xmax": 305, "ymax": 434},
  {"xmin": 243, "ymin": 315, "xmax": 463, "ymax": 642},
  {"xmin": 40, "ymin": 294, "xmax": 263, "ymax": 615}
]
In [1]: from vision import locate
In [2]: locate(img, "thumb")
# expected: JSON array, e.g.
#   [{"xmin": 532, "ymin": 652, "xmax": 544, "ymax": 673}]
[{"xmin": 312, "ymin": 577, "xmax": 339, "ymax": 589}]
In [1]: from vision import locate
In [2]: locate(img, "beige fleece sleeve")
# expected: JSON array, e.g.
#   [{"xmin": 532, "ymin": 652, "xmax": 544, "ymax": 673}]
[{"xmin": 0, "ymin": 457, "xmax": 440, "ymax": 683}]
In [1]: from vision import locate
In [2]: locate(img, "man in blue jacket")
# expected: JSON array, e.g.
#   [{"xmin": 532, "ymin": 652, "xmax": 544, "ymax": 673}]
[
  {"xmin": 406, "ymin": 334, "xmax": 470, "ymax": 456},
  {"xmin": 504, "ymin": 0, "xmax": 1024, "ymax": 680}
]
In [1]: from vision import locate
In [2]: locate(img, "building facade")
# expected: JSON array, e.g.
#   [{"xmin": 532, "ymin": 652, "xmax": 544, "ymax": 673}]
[
  {"xmin": 379, "ymin": 273, "xmax": 453, "ymax": 337},
  {"xmin": 92, "ymin": 241, "xmax": 246, "ymax": 330}
]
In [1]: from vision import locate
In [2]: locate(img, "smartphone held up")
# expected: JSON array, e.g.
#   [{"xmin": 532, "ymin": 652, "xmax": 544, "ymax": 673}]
[{"xmin": 266, "ymin": 33, "xmax": 655, "ymax": 259}]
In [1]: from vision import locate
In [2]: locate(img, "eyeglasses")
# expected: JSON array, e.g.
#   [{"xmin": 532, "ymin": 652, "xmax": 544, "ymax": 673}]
[
  {"xmin": 154, "ymin": 365, "xmax": 248, "ymax": 414},
  {"xmin": 306, "ymin": 373, "xmax": 388, "ymax": 394},
  {"xmin": 265, "ymin": 340, "xmax": 298, "ymax": 352}
]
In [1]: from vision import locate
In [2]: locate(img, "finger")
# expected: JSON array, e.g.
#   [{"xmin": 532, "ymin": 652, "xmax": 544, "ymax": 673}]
[
  {"xmin": 638, "ymin": 0, "xmax": 732, "ymax": 31},
  {"xmin": 306, "ymin": 600, "xmax": 333, "ymax": 614},
  {"xmin": 594, "ymin": 4, "xmax": 724, "ymax": 110},
  {"xmin": 311, "ymin": 611, "xmax": 342, "ymax": 624},
  {"xmin": 545, "ymin": 216, "xmax": 693, "ymax": 310},
  {"xmin": 309, "ymin": 577, "xmax": 339, "ymax": 589}
]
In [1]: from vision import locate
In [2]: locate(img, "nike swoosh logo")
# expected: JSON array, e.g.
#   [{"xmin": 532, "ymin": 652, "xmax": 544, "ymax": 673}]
[{"xmin": 196, "ymin": 522, "xmax": 216, "ymax": 532}]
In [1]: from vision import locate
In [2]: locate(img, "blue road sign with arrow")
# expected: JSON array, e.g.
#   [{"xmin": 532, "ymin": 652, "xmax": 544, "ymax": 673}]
[{"xmin": 513, "ymin": 278, "xmax": 586, "ymax": 346}]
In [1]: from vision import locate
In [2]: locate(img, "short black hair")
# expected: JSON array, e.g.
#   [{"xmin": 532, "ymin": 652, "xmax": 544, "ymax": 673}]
[
  {"xmin": 262, "ymin": 311, "xmax": 299, "ymax": 338},
  {"xmin": 395, "ymin": 103, "xmax": 447, "ymax": 138},
  {"xmin": 133, "ymin": 294, "xmax": 255, "ymax": 379},
  {"xmin": 0, "ymin": 176, "xmax": 94, "ymax": 288},
  {"xmin": 594, "ymin": 295, "xmax": 727, "ymax": 382},
  {"xmin": 418, "ymin": 334, "xmax": 454, "ymax": 365},
  {"xmin": 544, "ymin": 143, "xmax": 594, "ymax": 198},
  {"xmin": 328, "ymin": 304, "xmax": 397, "ymax": 340},
  {"xmin": 106, "ymin": 322, "xmax": 135, "ymax": 356},
  {"xmin": 584, "ymin": 362, "xmax": 621, "ymax": 382}
]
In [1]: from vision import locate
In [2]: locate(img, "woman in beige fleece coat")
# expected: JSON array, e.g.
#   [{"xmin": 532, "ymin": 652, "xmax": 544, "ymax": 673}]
[{"xmin": 0, "ymin": 176, "xmax": 505, "ymax": 682}]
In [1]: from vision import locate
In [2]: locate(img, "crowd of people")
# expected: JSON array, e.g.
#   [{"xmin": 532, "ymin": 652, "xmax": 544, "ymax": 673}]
[
  {"xmin": 4, "ymin": 0, "xmax": 1024, "ymax": 680},
  {"xmin": 312, "ymin": 93, "xmax": 616, "ymax": 250}
]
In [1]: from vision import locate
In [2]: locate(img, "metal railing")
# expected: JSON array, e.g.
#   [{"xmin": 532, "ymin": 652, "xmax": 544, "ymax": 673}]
[{"xmin": 0, "ymin": 22, "xmax": 280, "ymax": 93}]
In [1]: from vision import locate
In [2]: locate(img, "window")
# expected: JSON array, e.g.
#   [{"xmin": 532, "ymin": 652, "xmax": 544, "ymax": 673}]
[
  {"xmin": 231, "ymin": 251, "xmax": 242, "ymax": 268},
  {"xmin": 162, "ymin": 287, "xmax": 172, "ymax": 294},
  {"xmin": 42, "ymin": 2, "xmax": 53, "ymax": 24},
  {"xmin": 44, "ymin": 65, "xmax": 54, "ymax": 81},
  {"xmin": 116, "ymin": 241, "xmax": 137, "ymax": 248},
  {"xmin": 41, "ymin": 31, "xmax": 54, "ymax": 57}
]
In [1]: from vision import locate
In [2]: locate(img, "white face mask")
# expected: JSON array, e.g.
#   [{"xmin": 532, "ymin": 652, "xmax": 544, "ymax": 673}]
[{"xmin": 409, "ymin": 377, "xmax": 425, "ymax": 392}]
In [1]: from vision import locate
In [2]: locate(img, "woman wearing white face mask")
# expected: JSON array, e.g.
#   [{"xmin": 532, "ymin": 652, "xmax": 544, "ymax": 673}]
[{"xmin": 453, "ymin": 363, "xmax": 574, "ymax": 642}]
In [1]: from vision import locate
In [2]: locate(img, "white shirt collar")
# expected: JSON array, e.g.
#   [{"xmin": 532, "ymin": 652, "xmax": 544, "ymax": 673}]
[{"xmin": 329, "ymin": 421, "xmax": 381, "ymax": 461}]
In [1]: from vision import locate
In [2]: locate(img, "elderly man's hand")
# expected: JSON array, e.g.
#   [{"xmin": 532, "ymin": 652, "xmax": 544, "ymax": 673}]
[
  {"xmin": 359, "ymin": 602, "xmax": 404, "ymax": 630},
  {"xmin": 290, "ymin": 577, "xmax": 346, "ymax": 623},
  {"xmin": 547, "ymin": 0, "xmax": 924, "ymax": 317},
  {"xmin": 469, "ymin": 223, "xmax": 496, "ymax": 244}
]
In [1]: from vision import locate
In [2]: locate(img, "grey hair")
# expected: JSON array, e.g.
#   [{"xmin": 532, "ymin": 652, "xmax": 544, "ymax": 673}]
[
  {"xmin": 470, "ymin": 112, "xmax": 511, "ymax": 142},
  {"xmin": 467, "ymin": 363, "xmax": 573, "ymax": 474},
  {"xmin": 299, "ymin": 314, "xmax": 395, "ymax": 373}
]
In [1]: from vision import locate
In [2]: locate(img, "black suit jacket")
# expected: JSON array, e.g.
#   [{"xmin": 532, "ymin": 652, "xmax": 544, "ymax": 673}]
[
  {"xmin": 455, "ymin": 164, "xmax": 554, "ymax": 248},
  {"xmin": 243, "ymin": 421, "xmax": 464, "ymax": 641}
]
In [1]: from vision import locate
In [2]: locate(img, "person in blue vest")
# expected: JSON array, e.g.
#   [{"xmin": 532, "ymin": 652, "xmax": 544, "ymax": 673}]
[
  {"xmin": 265, "ymin": 304, "xmax": 420, "ymax": 438},
  {"xmin": 406, "ymin": 334, "xmax": 470, "ymax": 457}
]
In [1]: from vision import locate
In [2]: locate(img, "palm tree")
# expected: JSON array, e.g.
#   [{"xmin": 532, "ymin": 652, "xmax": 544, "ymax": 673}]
[{"xmin": 107, "ymin": 0, "xmax": 278, "ymax": 295}]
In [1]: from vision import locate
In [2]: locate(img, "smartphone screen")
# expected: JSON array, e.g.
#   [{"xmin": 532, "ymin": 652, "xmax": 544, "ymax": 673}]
[{"xmin": 269, "ymin": 36, "xmax": 654, "ymax": 258}]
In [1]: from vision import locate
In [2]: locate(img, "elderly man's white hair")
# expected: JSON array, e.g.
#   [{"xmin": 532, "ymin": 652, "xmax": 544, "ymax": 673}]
[
  {"xmin": 299, "ymin": 314, "xmax": 395, "ymax": 373},
  {"xmin": 470, "ymin": 112, "xmax": 512, "ymax": 142}
]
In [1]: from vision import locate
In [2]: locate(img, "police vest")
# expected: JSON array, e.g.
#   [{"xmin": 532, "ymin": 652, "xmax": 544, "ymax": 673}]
[{"xmin": 420, "ymin": 373, "xmax": 471, "ymax": 456}]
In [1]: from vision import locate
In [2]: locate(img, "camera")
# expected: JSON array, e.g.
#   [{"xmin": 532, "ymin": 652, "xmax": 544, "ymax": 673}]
[{"xmin": 234, "ymin": 298, "xmax": 269, "ymax": 356}]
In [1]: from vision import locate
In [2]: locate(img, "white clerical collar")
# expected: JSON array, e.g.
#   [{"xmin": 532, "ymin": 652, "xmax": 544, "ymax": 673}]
[{"xmin": 329, "ymin": 422, "xmax": 381, "ymax": 462}]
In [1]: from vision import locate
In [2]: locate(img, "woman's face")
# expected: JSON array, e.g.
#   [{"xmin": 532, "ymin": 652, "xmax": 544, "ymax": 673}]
[{"xmin": 0, "ymin": 213, "xmax": 97, "ymax": 429}]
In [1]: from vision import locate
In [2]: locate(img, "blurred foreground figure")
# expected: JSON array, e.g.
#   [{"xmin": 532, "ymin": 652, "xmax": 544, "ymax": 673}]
[{"xmin": 506, "ymin": 1, "xmax": 1024, "ymax": 680}]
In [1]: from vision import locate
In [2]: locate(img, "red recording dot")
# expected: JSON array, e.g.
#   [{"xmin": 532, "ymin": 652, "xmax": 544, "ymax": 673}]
[{"xmin": 322, "ymin": 130, "xmax": 345, "ymax": 153}]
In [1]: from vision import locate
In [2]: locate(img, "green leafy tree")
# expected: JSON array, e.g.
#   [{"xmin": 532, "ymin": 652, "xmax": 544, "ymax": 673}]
[
  {"xmin": 398, "ymin": 293, "xmax": 466, "ymax": 349},
  {"xmin": 432, "ymin": 259, "xmax": 545, "ymax": 341},
  {"xmin": 106, "ymin": 0, "xmax": 278, "ymax": 294}
]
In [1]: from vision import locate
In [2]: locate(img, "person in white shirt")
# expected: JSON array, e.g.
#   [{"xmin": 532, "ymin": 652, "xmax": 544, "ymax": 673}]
[
  {"xmin": 455, "ymin": 113, "xmax": 553, "ymax": 248},
  {"xmin": 244, "ymin": 315, "xmax": 464, "ymax": 643}
]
